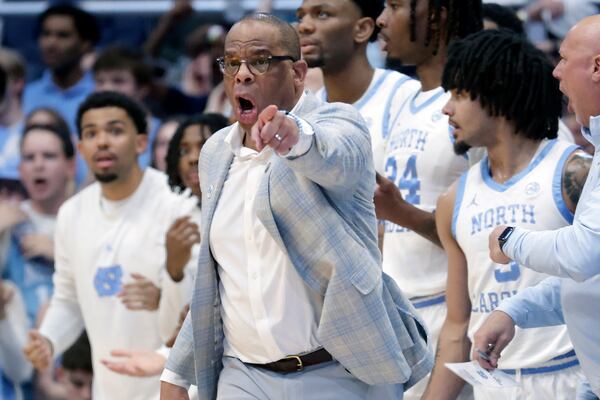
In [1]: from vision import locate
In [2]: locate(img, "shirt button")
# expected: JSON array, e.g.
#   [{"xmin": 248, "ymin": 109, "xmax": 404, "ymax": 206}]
[{"xmin": 251, "ymin": 272, "xmax": 258, "ymax": 280}]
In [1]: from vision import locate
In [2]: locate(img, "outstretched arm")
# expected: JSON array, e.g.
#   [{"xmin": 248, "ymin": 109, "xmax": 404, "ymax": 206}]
[{"xmin": 490, "ymin": 151, "xmax": 596, "ymax": 281}]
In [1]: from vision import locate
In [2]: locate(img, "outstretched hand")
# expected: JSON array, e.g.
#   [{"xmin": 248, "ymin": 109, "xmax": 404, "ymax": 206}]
[
  {"xmin": 250, "ymin": 105, "xmax": 299, "ymax": 155},
  {"xmin": 101, "ymin": 349, "xmax": 166, "ymax": 377}
]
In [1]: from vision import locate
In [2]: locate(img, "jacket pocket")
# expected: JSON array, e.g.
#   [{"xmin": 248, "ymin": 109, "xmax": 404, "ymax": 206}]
[{"xmin": 350, "ymin": 265, "xmax": 381, "ymax": 294}]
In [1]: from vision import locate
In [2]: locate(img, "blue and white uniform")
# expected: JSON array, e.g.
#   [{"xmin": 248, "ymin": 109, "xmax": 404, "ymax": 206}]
[
  {"xmin": 453, "ymin": 139, "xmax": 581, "ymax": 399},
  {"xmin": 317, "ymin": 68, "xmax": 419, "ymax": 173},
  {"xmin": 382, "ymin": 87, "xmax": 475, "ymax": 400}
]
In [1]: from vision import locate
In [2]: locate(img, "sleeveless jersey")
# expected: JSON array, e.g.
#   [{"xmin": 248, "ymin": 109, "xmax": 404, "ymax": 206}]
[
  {"xmin": 316, "ymin": 68, "xmax": 419, "ymax": 173},
  {"xmin": 454, "ymin": 139, "xmax": 577, "ymax": 368},
  {"xmin": 382, "ymin": 88, "xmax": 471, "ymax": 298}
]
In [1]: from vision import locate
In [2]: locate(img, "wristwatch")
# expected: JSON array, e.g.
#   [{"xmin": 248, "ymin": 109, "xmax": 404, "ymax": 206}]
[{"xmin": 498, "ymin": 226, "xmax": 515, "ymax": 252}]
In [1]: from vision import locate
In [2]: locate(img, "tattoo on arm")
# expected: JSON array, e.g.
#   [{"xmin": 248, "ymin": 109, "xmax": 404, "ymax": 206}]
[{"xmin": 563, "ymin": 153, "xmax": 592, "ymax": 207}]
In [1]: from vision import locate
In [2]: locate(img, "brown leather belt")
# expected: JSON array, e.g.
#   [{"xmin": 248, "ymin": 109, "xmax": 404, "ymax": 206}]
[{"xmin": 247, "ymin": 348, "xmax": 333, "ymax": 373}]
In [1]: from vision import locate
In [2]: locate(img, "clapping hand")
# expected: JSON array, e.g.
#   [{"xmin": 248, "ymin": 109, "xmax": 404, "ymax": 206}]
[
  {"xmin": 166, "ymin": 217, "xmax": 200, "ymax": 282},
  {"xmin": 118, "ymin": 273, "xmax": 161, "ymax": 311}
]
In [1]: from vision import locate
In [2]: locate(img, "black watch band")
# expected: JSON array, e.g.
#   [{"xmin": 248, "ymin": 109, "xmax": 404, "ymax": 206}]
[{"xmin": 498, "ymin": 226, "xmax": 515, "ymax": 252}]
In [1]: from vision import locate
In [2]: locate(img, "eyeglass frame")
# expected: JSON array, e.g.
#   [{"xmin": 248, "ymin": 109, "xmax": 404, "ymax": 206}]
[{"xmin": 216, "ymin": 54, "xmax": 298, "ymax": 76}]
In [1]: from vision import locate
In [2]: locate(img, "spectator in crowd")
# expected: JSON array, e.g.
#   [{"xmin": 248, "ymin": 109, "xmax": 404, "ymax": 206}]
[
  {"xmin": 374, "ymin": 1, "xmax": 482, "ymax": 398},
  {"xmin": 23, "ymin": 91, "xmax": 196, "ymax": 400},
  {"xmin": 478, "ymin": 15, "xmax": 600, "ymax": 399},
  {"xmin": 296, "ymin": 0, "xmax": 419, "ymax": 174},
  {"xmin": 151, "ymin": 118, "xmax": 182, "ymax": 172},
  {"xmin": 1, "ymin": 123, "xmax": 76, "ymax": 327},
  {"xmin": 23, "ymin": 4, "xmax": 99, "ymax": 134},
  {"xmin": 59, "ymin": 333, "xmax": 93, "ymax": 400},
  {"xmin": 0, "ymin": 50, "xmax": 27, "ymax": 188},
  {"xmin": 0, "ymin": 279, "xmax": 32, "ymax": 400},
  {"xmin": 93, "ymin": 45, "xmax": 162, "ymax": 168},
  {"xmin": 430, "ymin": 28, "xmax": 587, "ymax": 399},
  {"xmin": 161, "ymin": 13, "xmax": 431, "ymax": 400},
  {"xmin": 22, "ymin": 4, "xmax": 100, "ymax": 187}
]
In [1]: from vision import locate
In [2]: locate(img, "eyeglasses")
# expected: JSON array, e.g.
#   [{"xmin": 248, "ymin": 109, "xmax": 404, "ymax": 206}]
[{"xmin": 217, "ymin": 54, "xmax": 297, "ymax": 76}]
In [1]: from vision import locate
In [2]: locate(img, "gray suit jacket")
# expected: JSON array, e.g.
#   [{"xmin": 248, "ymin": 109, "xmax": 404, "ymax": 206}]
[{"xmin": 165, "ymin": 93, "xmax": 433, "ymax": 398}]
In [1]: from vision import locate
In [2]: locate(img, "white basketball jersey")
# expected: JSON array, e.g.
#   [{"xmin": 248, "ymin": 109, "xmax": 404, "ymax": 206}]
[
  {"xmin": 454, "ymin": 139, "xmax": 577, "ymax": 368},
  {"xmin": 382, "ymin": 88, "xmax": 471, "ymax": 299},
  {"xmin": 316, "ymin": 68, "xmax": 420, "ymax": 173}
]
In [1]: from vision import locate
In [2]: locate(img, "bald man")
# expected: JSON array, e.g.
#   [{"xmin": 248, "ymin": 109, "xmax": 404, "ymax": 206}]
[
  {"xmin": 159, "ymin": 13, "xmax": 431, "ymax": 400},
  {"xmin": 475, "ymin": 15, "xmax": 600, "ymax": 399}
]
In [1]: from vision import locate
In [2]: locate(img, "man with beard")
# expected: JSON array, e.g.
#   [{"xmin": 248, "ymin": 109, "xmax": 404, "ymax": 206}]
[
  {"xmin": 296, "ymin": 0, "xmax": 419, "ymax": 173},
  {"xmin": 429, "ymin": 29, "xmax": 589, "ymax": 399},
  {"xmin": 23, "ymin": 91, "xmax": 196, "ymax": 400}
]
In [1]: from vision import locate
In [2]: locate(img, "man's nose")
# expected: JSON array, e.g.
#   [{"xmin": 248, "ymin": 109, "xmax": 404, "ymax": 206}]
[{"xmin": 235, "ymin": 62, "xmax": 255, "ymax": 84}]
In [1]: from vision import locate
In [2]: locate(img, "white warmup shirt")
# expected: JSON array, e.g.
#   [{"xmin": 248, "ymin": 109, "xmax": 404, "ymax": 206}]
[
  {"xmin": 454, "ymin": 139, "xmax": 577, "ymax": 369},
  {"xmin": 382, "ymin": 88, "xmax": 476, "ymax": 299},
  {"xmin": 40, "ymin": 168, "xmax": 196, "ymax": 400},
  {"xmin": 317, "ymin": 68, "xmax": 419, "ymax": 173}
]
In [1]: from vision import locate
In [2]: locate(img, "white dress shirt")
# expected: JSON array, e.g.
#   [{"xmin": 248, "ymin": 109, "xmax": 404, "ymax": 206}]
[{"xmin": 162, "ymin": 93, "xmax": 324, "ymax": 389}]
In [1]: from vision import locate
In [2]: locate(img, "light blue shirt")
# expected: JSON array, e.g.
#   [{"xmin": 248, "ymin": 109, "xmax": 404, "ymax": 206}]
[
  {"xmin": 504, "ymin": 115, "xmax": 600, "ymax": 282},
  {"xmin": 500, "ymin": 115, "xmax": 600, "ymax": 397}
]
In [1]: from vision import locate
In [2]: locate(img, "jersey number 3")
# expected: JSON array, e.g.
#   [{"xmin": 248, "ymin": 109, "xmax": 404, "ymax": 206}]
[{"xmin": 385, "ymin": 155, "xmax": 421, "ymax": 205}]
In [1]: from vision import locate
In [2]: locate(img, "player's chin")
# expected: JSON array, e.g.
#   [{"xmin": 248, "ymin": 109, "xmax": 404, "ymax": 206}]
[{"xmin": 453, "ymin": 140, "xmax": 471, "ymax": 156}]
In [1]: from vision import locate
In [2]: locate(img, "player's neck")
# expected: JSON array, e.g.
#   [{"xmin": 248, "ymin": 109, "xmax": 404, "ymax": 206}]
[
  {"xmin": 416, "ymin": 51, "xmax": 445, "ymax": 91},
  {"xmin": 487, "ymin": 132, "xmax": 543, "ymax": 184},
  {"xmin": 322, "ymin": 56, "xmax": 374, "ymax": 104},
  {"xmin": 100, "ymin": 165, "xmax": 145, "ymax": 202}
]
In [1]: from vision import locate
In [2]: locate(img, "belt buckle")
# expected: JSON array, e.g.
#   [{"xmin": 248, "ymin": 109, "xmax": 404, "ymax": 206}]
[{"xmin": 284, "ymin": 355, "xmax": 303, "ymax": 371}]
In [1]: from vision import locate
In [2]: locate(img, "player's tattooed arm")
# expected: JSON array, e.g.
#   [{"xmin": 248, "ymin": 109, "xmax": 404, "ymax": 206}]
[{"xmin": 562, "ymin": 152, "xmax": 592, "ymax": 213}]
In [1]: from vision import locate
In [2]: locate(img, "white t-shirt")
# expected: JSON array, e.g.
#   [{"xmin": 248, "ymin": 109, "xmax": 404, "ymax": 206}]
[{"xmin": 40, "ymin": 168, "xmax": 196, "ymax": 400}]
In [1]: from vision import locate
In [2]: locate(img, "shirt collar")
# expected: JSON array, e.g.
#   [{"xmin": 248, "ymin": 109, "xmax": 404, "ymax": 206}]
[
  {"xmin": 224, "ymin": 91, "xmax": 308, "ymax": 160},
  {"xmin": 581, "ymin": 114, "xmax": 600, "ymax": 147},
  {"xmin": 39, "ymin": 69, "xmax": 95, "ymax": 96}
]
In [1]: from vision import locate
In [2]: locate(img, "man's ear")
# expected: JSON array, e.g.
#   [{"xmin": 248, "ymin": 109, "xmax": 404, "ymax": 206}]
[
  {"xmin": 292, "ymin": 59, "xmax": 308, "ymax": 90},
  {"xmin": 135, "ymin": 133, "xmax": 149, "ymax": 156},
  {"xmin": 354, "ymin": 17, "xmax": 375, "ymax": 45},
  {"xmin": 592, "ymin": 54, "xmax": 600, "ymax": 83}
]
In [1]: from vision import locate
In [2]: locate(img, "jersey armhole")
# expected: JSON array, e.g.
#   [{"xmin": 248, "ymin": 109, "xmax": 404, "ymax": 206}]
[
  {"xmin": 552, "ymin": 144, "xmax": 580, "ymax": 224},
  {"xmin": 451, "ymin": 172, "xmax": 469, "ymax": 239},
  {"xmin": 382, "ymin": 76, "xmax": 413, "ymax": 141}
]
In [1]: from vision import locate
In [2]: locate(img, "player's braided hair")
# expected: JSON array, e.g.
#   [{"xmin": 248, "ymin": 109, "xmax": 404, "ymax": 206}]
[
  {"xmin": 410, "ymin": 0, "xmax": 483, "ymax": 55},
  {"xmin": 442, "ymin": 29, "xmax": 561, "ymax": 140}
]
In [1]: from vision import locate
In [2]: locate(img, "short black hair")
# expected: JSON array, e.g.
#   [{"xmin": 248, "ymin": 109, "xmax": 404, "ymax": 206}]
[
  {"xmin": 442, "ymin": 29, "xmax": 561, "ymax": 140},
  {"xmin": 25, "ymin": 107, "xmax": 71, "ymax": 138},
  {"xmin": 166, "ymin": 113, "xmax": 228, "ymax": 193},
  {"xmin": 62, "ymin": 332, "xmax": 92, "ymax": 373},
  {"xmin": 350, "ymin": 0, "xmax": 384, "ymax": 42},
  {"xmin": 483, "ymin": 3, "xmax": 524, "ymax": 35},
  {"xmin": 410, "ymin": 0, "xmax": 483, "ymax": 55},
  {"xmin": 93, "ymin": 45, "xmax": 154, "ymax": 87},
  {"xmin": 22, "ymin": 123, "xmax": 75, "ymax": 159},
  {"xmin": 239, "ymin": 13, "xmax": 301, "ymax": 60},
  {"xmin": 76, "ymin": 91, "xmax": 148, "ymax": 138},
  {"xmin": 37, "ymin": 4, "xmax": 100, "ymax": 45}
]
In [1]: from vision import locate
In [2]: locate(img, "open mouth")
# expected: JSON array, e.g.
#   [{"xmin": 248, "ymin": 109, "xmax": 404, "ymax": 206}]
[
  {"xmin": 236, "ymin": 95, "xmax": 258, "ymax": 125},
  {"xmin": 32, "ymin": 177, "xmax": 48, "ymax": 188}
]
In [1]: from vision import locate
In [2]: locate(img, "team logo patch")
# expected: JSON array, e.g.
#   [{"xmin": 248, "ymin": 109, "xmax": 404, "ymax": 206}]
[
  {"xmin": 94, "ymin": 265, "xmax": 123, "ymax": 297},
  {"xmin": 524, "ymin": 182, "xmax": 541, "ymax": 198},
  {"xmin": 431, "ymin": 110, "xmax": 444, "ymax": 122}
]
